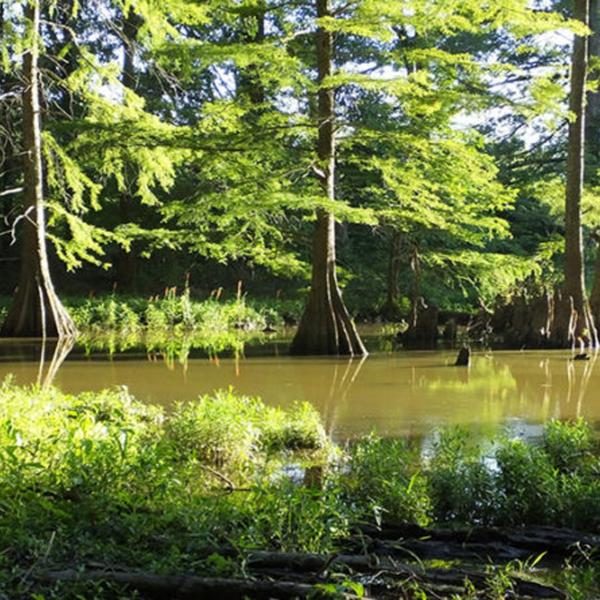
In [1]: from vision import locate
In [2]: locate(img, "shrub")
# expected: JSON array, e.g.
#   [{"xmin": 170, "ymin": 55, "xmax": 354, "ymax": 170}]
[
  {"xmin": 543, "ymin": 418, "xmax": 594, "ymax": 473},
  {"xmin": 340, "ymin": 435, "xmax": 431, "ymax": 526},
  {"xmin": 428, "ymin": 428, "xmax": 497, "ymax": 525},
  {"xmin": 165, "ymin": 390, "xmax": 263, "ymax": 468},
  {"xmin": 495, "ymin": 439, "xmax": 560, "ymax": 526}
]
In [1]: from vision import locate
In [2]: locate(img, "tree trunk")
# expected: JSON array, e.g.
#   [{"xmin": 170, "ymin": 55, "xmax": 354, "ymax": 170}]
[
  {"xmin": 590, "ymin": 235, "xmax": 600, "ymax": 319},
  {"xmin": 586, "ymin": 0, "xmax": 600, "ymax": 321},
  {"xmin": 290, "ymin": 0, "xmax": 366, "ymax": 356},
  {"xmin": 380, "ymin": 229, "xmax": 403, "ymax": 319},
  {"xmin": 408, "ymin": 244, "xmax": 421, "ymax": 329},
  {"xmin": 0, "ymin": 0, "xmax": 75, "ymax": 339},
  {"xmin": 552, "ymin": 0, "xmax": 597, "ymax": 349}
]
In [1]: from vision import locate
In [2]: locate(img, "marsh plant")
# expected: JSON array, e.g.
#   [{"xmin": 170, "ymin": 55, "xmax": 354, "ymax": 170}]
[
  {"xmin": 1, "ymin": 381, "xmax": 600, "ymax": 597},
  {"xmin": 51, "ymin": 291, "xmax": 302, "ymax": 360},
  {"xmin": 66, "ymin": 290, "xmax": 287, "ymax": 334}
]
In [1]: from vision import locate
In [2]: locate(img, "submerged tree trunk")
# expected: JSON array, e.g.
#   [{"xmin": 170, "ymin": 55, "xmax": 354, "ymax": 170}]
[
  {"xmin": 290, "ymin": 0, "xmax": 365, "ymax": 356},
  {"xmin": 552, "ymin": 0, "xmax": 597, "ymax": 349},
  {"xmin": 0, "ymin": 0, "xmax": 75, "ymax": 339}
]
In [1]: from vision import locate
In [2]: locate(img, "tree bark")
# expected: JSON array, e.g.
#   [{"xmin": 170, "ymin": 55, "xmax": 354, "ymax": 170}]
[
  {"xmin": 586, "ymin": 0, "xmax": 600, "ymax": 321},
  {"xmin": 408, "ymin": 244, "xmax": 421, "ymax": 329},
  {"xmin": 0, "ymin": 0, "xmax": 76, "ymax": 339},
  {"xmin": 381, "ymin": 229, "xmax": 403, "ymax": 319},
  {"xmin": 552, "ymin": 0, "xmax": 597, "ymax": 349},
  {"xmin": 290, "ymin": 0, "xmax": 366, "ymax": 356}
]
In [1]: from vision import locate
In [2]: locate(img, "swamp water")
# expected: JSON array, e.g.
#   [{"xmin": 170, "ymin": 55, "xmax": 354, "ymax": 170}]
[{"xmin": 1, "ymin": 332, "xmax": 599, "ymax": 440}]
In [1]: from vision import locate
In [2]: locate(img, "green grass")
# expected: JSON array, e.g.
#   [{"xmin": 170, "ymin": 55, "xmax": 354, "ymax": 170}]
[
  {"xmin": 341, "ymin": 422, "xmax": 600, "ymax": 530},
  {"xmin": 1, "ymin": 382, "xmax": 600, "ymax": 597},
  {"xmin": 0, "ymin": 382, "xmax": 340, "ymax": 597}
]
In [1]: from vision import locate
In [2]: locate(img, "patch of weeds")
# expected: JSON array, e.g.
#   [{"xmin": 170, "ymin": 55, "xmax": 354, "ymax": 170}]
[
  {"xmin": 428, "ymin": 427, "xmax": 498, "ymax": 525},
  {"xmin": 339, "ymin": 435, "xmax": 431, "ymax": 526}
]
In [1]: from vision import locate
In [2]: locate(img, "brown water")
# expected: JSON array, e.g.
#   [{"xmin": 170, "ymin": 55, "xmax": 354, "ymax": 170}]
[{"xmin": 1, "ymin": 339, "xmax": 599, "ymax": 439}]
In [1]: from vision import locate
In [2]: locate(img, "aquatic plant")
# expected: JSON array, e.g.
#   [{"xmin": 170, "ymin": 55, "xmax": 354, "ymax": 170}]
[{"xmin": 66, "ymin": 292, "xmax": 277, "ymax": 334}]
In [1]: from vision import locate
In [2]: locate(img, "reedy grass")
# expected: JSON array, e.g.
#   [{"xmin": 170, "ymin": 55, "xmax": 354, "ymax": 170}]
[
  {"xmin": 0, "ymin": 291, "xmax": 304, "ymax": 337},
  {"xmin": 67, "ymin": 290, "xmax": 285, "ymax": 334}
]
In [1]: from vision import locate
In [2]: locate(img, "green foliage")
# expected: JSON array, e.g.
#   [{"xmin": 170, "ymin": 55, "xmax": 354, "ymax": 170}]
[
  {"xmin": 428, "ymin": 428, "xmax": 497, "ymax": 524},
  {"xmin": 543, "ymin": 418, "xmax": 594, "ymax": 473},
  {"xmin": 66, "ymin": 292, "xmax": 282, "ymax": 334},
  {"xmin": 0, "ymin": 382, "xmax": 339, "ymax": 597},
  {"xmin": 165, "ymin": 389, "xmax": 328, "ymax": 471},
  {"xmin": 341, "ymin": 421, "xmax": 600, "ymax": 531},
  {"xmin": 339, "ymin": 435, "xmax": 432, "ymax": 526},
  {"xmin": 56, "ymin": 291, "xmax": 303, "ymax": 359},
  {"xmin": 495, "ymin": 439, "xmax": 562, "ymax": 525},
  {"xmin": 1, "ymin": 382, "xmax": 600, "ymax": 597},
  {"xmin": 1, "ymin": 0, "xmax": 581, "ymax": 317}
]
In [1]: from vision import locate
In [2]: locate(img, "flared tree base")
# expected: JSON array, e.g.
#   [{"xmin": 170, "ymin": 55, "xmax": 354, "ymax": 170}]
[
  {"xmin": 492, "ymin": 289, "xmax": 598, "ymax": 350},
  {"xmin": 0, "ymin": 276, "xmax": 77, "ymax": 339},
  {"xmin": 290, "ymin": 272, "xmax": 366, "ymax": 356},
  {"xmin": 549, "ymin": 292, "xmax": 598, "ymax": 350}
]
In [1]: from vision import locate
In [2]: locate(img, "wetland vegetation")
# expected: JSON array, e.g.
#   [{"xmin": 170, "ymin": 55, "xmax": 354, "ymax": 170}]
[
  {"xmin": 2, "ymin": 382, "xmax": 600, "ymax": 599},
  {"xmin": 4, "ymin": 0, "xmax": 600, "ymax": 596}
]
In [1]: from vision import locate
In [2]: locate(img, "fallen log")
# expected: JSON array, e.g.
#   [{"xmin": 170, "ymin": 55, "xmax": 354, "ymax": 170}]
[
  {"xmin": 354, "ymin": 523, "xmax": 600, "ymax": 563},
  {"xmin": 245, "ymin": 551, "xmax": 565, "ymax": 598},
  {"xmin": 37, "ymin": 570, "xmax": 363, "ymax": 600},
  {"xmin": 38, "ymin": 552, "xmax": 566, "ymax": 600}
]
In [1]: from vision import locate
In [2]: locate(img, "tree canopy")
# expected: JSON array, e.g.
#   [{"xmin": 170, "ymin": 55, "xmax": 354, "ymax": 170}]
[{"xmin": 0, "ymin": 0, "xmax": 598, "ymax": 350}]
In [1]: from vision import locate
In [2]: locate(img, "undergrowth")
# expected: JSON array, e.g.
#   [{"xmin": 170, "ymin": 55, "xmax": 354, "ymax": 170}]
[{"xmin": 1, "ymin": 382, "xmax": 600, "ymax": 597}]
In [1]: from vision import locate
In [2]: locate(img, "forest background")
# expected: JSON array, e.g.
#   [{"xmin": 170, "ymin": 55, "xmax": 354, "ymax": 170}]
[{"xmin": 2, "ymin": 0, "xmax": 600, "ymax": 352}]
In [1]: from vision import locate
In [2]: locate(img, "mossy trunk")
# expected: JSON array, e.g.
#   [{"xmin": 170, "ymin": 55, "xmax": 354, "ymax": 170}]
[
  {"xmin": 290, "ymin": 0, "xmax": 365, "ymax": 356},
  {"xmin": 1, "ymin": 0, "xmax": 75, "ymax": 339}
]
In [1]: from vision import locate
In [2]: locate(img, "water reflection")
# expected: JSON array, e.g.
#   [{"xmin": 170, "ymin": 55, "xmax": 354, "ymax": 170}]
[
  {"xmin": 37, "ymin": 337, "xmax": 75, "ymax": 388},
  {"xmin": 1, "ymin": 333, "xmax": 600, "ymax": 439},
  {"xmin": 0, "ymin": 337, "xmax": 75, "ymax": 388}
]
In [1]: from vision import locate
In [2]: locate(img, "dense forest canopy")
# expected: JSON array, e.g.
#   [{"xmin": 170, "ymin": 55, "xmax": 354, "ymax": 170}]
[{"xmin": 1, "ymin": 0, "xmax": 600, "ymax": 351}]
